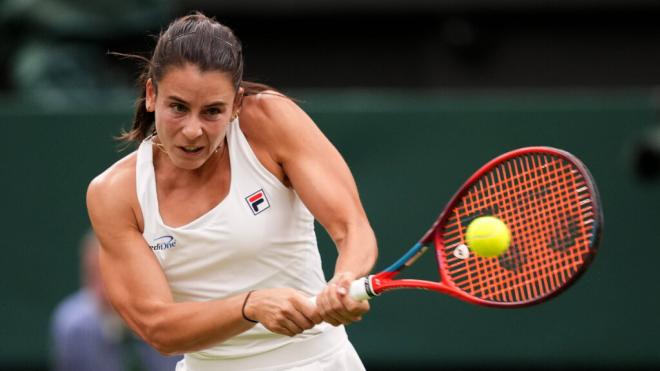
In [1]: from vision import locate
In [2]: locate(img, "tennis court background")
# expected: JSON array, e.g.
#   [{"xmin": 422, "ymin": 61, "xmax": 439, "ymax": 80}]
[{"xmin": 1, "ymin": 90, "xmax": 659, "ymax": 369}]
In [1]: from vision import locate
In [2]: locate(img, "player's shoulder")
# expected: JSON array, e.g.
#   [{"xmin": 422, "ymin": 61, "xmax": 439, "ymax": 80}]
[
  {"xmin": 240, "ymin": 90, "xmax": 312, "ymax": 139},
  {"xmin": 87, "ymin": 151, "xmax": 138, "ymax": 205},
  {"xmin": 241, "ymin": 90, "xmax": 296, "ymax": 115}
]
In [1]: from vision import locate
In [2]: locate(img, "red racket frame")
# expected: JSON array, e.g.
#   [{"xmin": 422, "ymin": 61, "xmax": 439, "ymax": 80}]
[{"xmin": 364, "ymin": 146, "xmax": 602, "ymax": 307}]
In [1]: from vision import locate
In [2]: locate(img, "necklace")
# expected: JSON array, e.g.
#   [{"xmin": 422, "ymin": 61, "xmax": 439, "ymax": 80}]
[{"xmin": 150, "ymin": 133, "xmax": 226, "ymax": 159}]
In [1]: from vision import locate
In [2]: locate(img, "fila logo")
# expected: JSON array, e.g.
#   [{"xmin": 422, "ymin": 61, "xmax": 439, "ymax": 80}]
[{"xmin": 245, "ymin": 189, "xmax": 270, "ymax": 215}]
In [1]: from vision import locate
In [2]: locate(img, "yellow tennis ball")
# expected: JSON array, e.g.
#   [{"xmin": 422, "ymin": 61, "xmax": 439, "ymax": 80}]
[{"xmin": 465, "ymin": 216, "xmax": 511, "ymax": 257}]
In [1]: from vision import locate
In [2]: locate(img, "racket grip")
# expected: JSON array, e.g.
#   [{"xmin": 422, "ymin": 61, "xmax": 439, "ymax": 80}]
[
  {"xmin": 308, "ymin": 276, "xmax": 374, "ymax": 305},
  {"xmin": 348, "ymin": 276, "xmax": 373, "ymax": 301}
]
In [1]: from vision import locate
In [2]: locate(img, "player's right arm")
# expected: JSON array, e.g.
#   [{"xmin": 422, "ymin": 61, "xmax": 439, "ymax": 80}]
[{"xmin": 86, "ymin": 156, "xmax": 320, "ymax": 355}]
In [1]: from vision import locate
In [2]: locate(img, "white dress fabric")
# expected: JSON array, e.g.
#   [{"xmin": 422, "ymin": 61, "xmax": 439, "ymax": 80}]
[{"xmin": 135, "ymin": 119, "xmax": 365, "ymax": 370}]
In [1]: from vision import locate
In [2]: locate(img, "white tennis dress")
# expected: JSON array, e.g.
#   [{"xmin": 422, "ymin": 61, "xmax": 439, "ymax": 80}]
[{"xmin": 135, "ymin": 119, "xmax": 365, "ymax": 370}]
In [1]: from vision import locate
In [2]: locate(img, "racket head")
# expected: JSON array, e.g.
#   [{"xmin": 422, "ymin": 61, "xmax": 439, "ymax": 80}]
[{"xmin": 425, "ymin": 146, "xmax": 602, "ymax": 307}]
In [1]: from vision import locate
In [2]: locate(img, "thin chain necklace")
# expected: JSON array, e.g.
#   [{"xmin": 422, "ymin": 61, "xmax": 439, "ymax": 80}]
[{"xmin": 149, "ymin": 133, "xmax": 226, "ymax": 159}]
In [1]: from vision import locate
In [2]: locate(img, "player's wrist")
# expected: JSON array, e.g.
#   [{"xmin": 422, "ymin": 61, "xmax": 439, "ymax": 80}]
[
  {"xmin": 241, "ymin": 290, "xmax": 258, "ymax": 323},
  {"xmin": 331, "ymin": 271, "xmax": 358, "ymax": 283}
]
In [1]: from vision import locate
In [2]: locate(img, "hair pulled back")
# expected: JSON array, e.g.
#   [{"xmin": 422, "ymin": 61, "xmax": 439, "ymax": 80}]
[{"xmin": 118, "ymin": 12, "xmax": 273, "ymax": 143}]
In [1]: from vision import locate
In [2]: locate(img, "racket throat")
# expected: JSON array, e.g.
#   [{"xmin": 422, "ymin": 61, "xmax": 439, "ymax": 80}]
[
  {"xmin": 403, "ymin": 245, "xmax": 429, "ymax": 268},
  {"xmin": 383, "ymin": 243, "xmax": 430, "ymax": 275}
]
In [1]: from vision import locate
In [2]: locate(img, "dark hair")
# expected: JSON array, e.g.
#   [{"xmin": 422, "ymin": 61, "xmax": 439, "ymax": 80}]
[{"xmin": 117, "ymin": 12, "xmax": 275, "ymax": 143}]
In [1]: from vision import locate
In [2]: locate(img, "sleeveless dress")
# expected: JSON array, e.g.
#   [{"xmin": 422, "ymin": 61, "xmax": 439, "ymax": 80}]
[{"xmin": 135, "ymin": 119, "xmax": 364, "ymax": 370}]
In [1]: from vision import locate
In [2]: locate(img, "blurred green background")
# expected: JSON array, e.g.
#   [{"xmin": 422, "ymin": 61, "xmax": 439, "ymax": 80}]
[{"xmin": 2, "ymin": 1, "xmax": 660, "ymax": 370}]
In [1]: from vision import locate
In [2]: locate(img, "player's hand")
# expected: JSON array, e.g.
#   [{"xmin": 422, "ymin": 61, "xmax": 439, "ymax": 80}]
[
  {"xmin": 243, "ymin": 288, "xmax": 322, "ymax": 337},
  {"xmin": 316, "ymin": 272, "xmax": 370, "ymax": 326}
]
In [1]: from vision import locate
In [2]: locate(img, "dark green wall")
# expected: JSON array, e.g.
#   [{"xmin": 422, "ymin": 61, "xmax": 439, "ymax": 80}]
[{"xmin": 2, "ymin": 91, "xmax": 659, "ymax": 368}]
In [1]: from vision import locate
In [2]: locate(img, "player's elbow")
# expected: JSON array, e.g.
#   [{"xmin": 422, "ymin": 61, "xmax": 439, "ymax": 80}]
[
  {"xmin": 149, "ymin": 340, "xmax": 178, "ymax": 356},
  {"xmin": 110, "ymin": 299, "xmax": 179, "ymax": 355},
  {"xmin": 152, "ymin": 343, "xmax": 181, "ymax": 357},
  {"xmin": 145, "ymin": 331, "xmax": 176, "ymax": 356},
  {"xmin": 142, "ymin": 317, "xmax": 182, "ymax": 356}
]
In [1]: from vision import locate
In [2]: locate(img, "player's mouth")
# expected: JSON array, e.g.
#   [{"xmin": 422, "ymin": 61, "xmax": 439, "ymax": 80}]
[{"xmin": 179, "ymin": 146, "xmax": 204, "ymax": 155}]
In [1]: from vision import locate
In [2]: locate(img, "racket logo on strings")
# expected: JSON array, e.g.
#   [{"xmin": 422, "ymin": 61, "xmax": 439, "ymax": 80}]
[{"xmin": 453, "ymin": 244, "xmax": 470, "ymax": 260}]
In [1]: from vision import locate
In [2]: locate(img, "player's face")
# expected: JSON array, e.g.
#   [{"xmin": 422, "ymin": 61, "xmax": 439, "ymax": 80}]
[{"xmin": 146, "ymin": 63, "xmax": 239, "ymax": 170}]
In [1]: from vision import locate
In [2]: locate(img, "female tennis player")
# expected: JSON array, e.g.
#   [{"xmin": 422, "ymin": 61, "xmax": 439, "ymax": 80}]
[{"xmin": 86, "ymin": 12, "xmax": 377, "ymax": 371}]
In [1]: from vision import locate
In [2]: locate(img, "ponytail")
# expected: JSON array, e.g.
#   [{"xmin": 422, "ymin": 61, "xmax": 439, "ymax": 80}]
[
  {"xmin": 112, "ymin": 53, "xmax": 155, "ymax": 145},
  {"xmin": 117, "ymin": 66, "xmax": 155, "ymax": 144}
]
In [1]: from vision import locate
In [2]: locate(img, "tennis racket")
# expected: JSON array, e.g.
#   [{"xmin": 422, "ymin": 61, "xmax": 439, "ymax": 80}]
[{"xmin": 347, "ymin": 146, "xmax": 602, "ymax": 307}]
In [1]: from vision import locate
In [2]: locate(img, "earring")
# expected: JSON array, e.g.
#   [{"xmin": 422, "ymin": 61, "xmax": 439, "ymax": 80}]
[{"xmin": 231, "ymin": 108, "xmax": 241, "ymax": 122}]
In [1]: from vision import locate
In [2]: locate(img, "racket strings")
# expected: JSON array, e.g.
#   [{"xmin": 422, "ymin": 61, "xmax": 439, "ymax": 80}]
[
  {"xmin": 494, "ymin": 155, "xmax": 592, "ymax": 299},
  {"xmin": 440, "ymin": 154, "xmax": 597, "ymax": 304},
  {"xmin": 486, "ymin": 156, "xmax": 589, "ymax": 300}
]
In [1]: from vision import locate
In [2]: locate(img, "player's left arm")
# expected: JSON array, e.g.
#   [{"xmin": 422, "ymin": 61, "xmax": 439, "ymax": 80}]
[{"xmin": 240, "ymin": 93, "xmax": 378, "ymax": 326}]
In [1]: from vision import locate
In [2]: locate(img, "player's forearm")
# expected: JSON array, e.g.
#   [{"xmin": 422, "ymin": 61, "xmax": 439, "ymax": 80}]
[
  {"xmin": 133, "ymin": 293, "xmax": 254, "ymax": 355},
  {"xmin": 333, "ymin": 219, "xmax": 378, "ymax": 278}
]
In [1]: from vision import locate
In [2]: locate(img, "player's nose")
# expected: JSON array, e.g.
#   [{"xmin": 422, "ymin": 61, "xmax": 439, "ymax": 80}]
[{"xmin": 181, "ymin": 118, "xmax": 203, "ymax": 140}]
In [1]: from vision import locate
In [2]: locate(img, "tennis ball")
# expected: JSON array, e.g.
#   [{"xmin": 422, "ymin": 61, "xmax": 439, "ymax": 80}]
[{"xmin": 465, "ymin": 216, "xmax": 511, "ymax": 257}]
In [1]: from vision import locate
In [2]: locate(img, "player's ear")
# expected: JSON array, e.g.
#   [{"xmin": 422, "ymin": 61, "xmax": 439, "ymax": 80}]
[
  {"xmin": 145, "ymin": 78, "xmax": 156, "ymax": 112},
  {"xmin": 232, "ymin": 87, "xmax": 244, "ymax": 120},
  {"xmin": 233, "ymin": 87, "xmax": 244, "ymax": 109}
]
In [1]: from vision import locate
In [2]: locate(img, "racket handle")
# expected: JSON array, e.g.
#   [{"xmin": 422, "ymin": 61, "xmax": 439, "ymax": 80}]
[
  {"xmin": 308, "ymin": 276, "xmax": 375, "ymax": 305},
  {"xmin": 348, "ymin": 276, "xmax": 374, "ymax": 301}
]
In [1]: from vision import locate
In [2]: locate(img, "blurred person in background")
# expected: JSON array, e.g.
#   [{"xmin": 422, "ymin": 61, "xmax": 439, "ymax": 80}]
[
  {"xmin": 50, "ymin": 231, "xmax": 181, "ymax": 371},
  {"xmin": 0, "ymin": 0, "xmax": 172, "ymax": 105},
  {"xmin": 633, "ymin": 125, "xmax": 660, "ymax": 182}
]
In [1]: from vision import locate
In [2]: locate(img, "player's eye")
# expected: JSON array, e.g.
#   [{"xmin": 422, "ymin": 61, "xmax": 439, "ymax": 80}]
[
  {"xmin": 206, "ymin": 107, "xmax": 221, "ymax": 115},
  {"xmin": 204, "ymin": 107, "xmax": 223, "ymax": 119},
  {"xmin": 170, "ymin": 103, "xmax": 187, "ymax": 113}
]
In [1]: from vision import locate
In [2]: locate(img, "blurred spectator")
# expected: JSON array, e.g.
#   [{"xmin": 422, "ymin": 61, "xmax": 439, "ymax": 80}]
[
  {"xmin": 0, "ymin": 0, "xmax": 173, "ymax": 106},
  {"xmin": 50, "ymin": 231, "xmax": 181, "ymax": 371},
  {"xmin": 633, "ymin": 125, "xmax": 660, "ymax": 182}
]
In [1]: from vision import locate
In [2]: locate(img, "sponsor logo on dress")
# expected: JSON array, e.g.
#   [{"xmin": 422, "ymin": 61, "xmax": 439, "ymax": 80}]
[
  {"xmin": 245, "ymin": 189, "xmax": 270, "ymax": 215},
  {"xmin": 150, "ymin": 235, "xmax": 177, "ymax": 250}
]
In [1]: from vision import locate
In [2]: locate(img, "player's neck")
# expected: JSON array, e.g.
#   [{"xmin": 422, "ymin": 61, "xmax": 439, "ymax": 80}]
[{"xmin": 153, "ymin": 141, "xmax": 228, "ymax": 188}]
